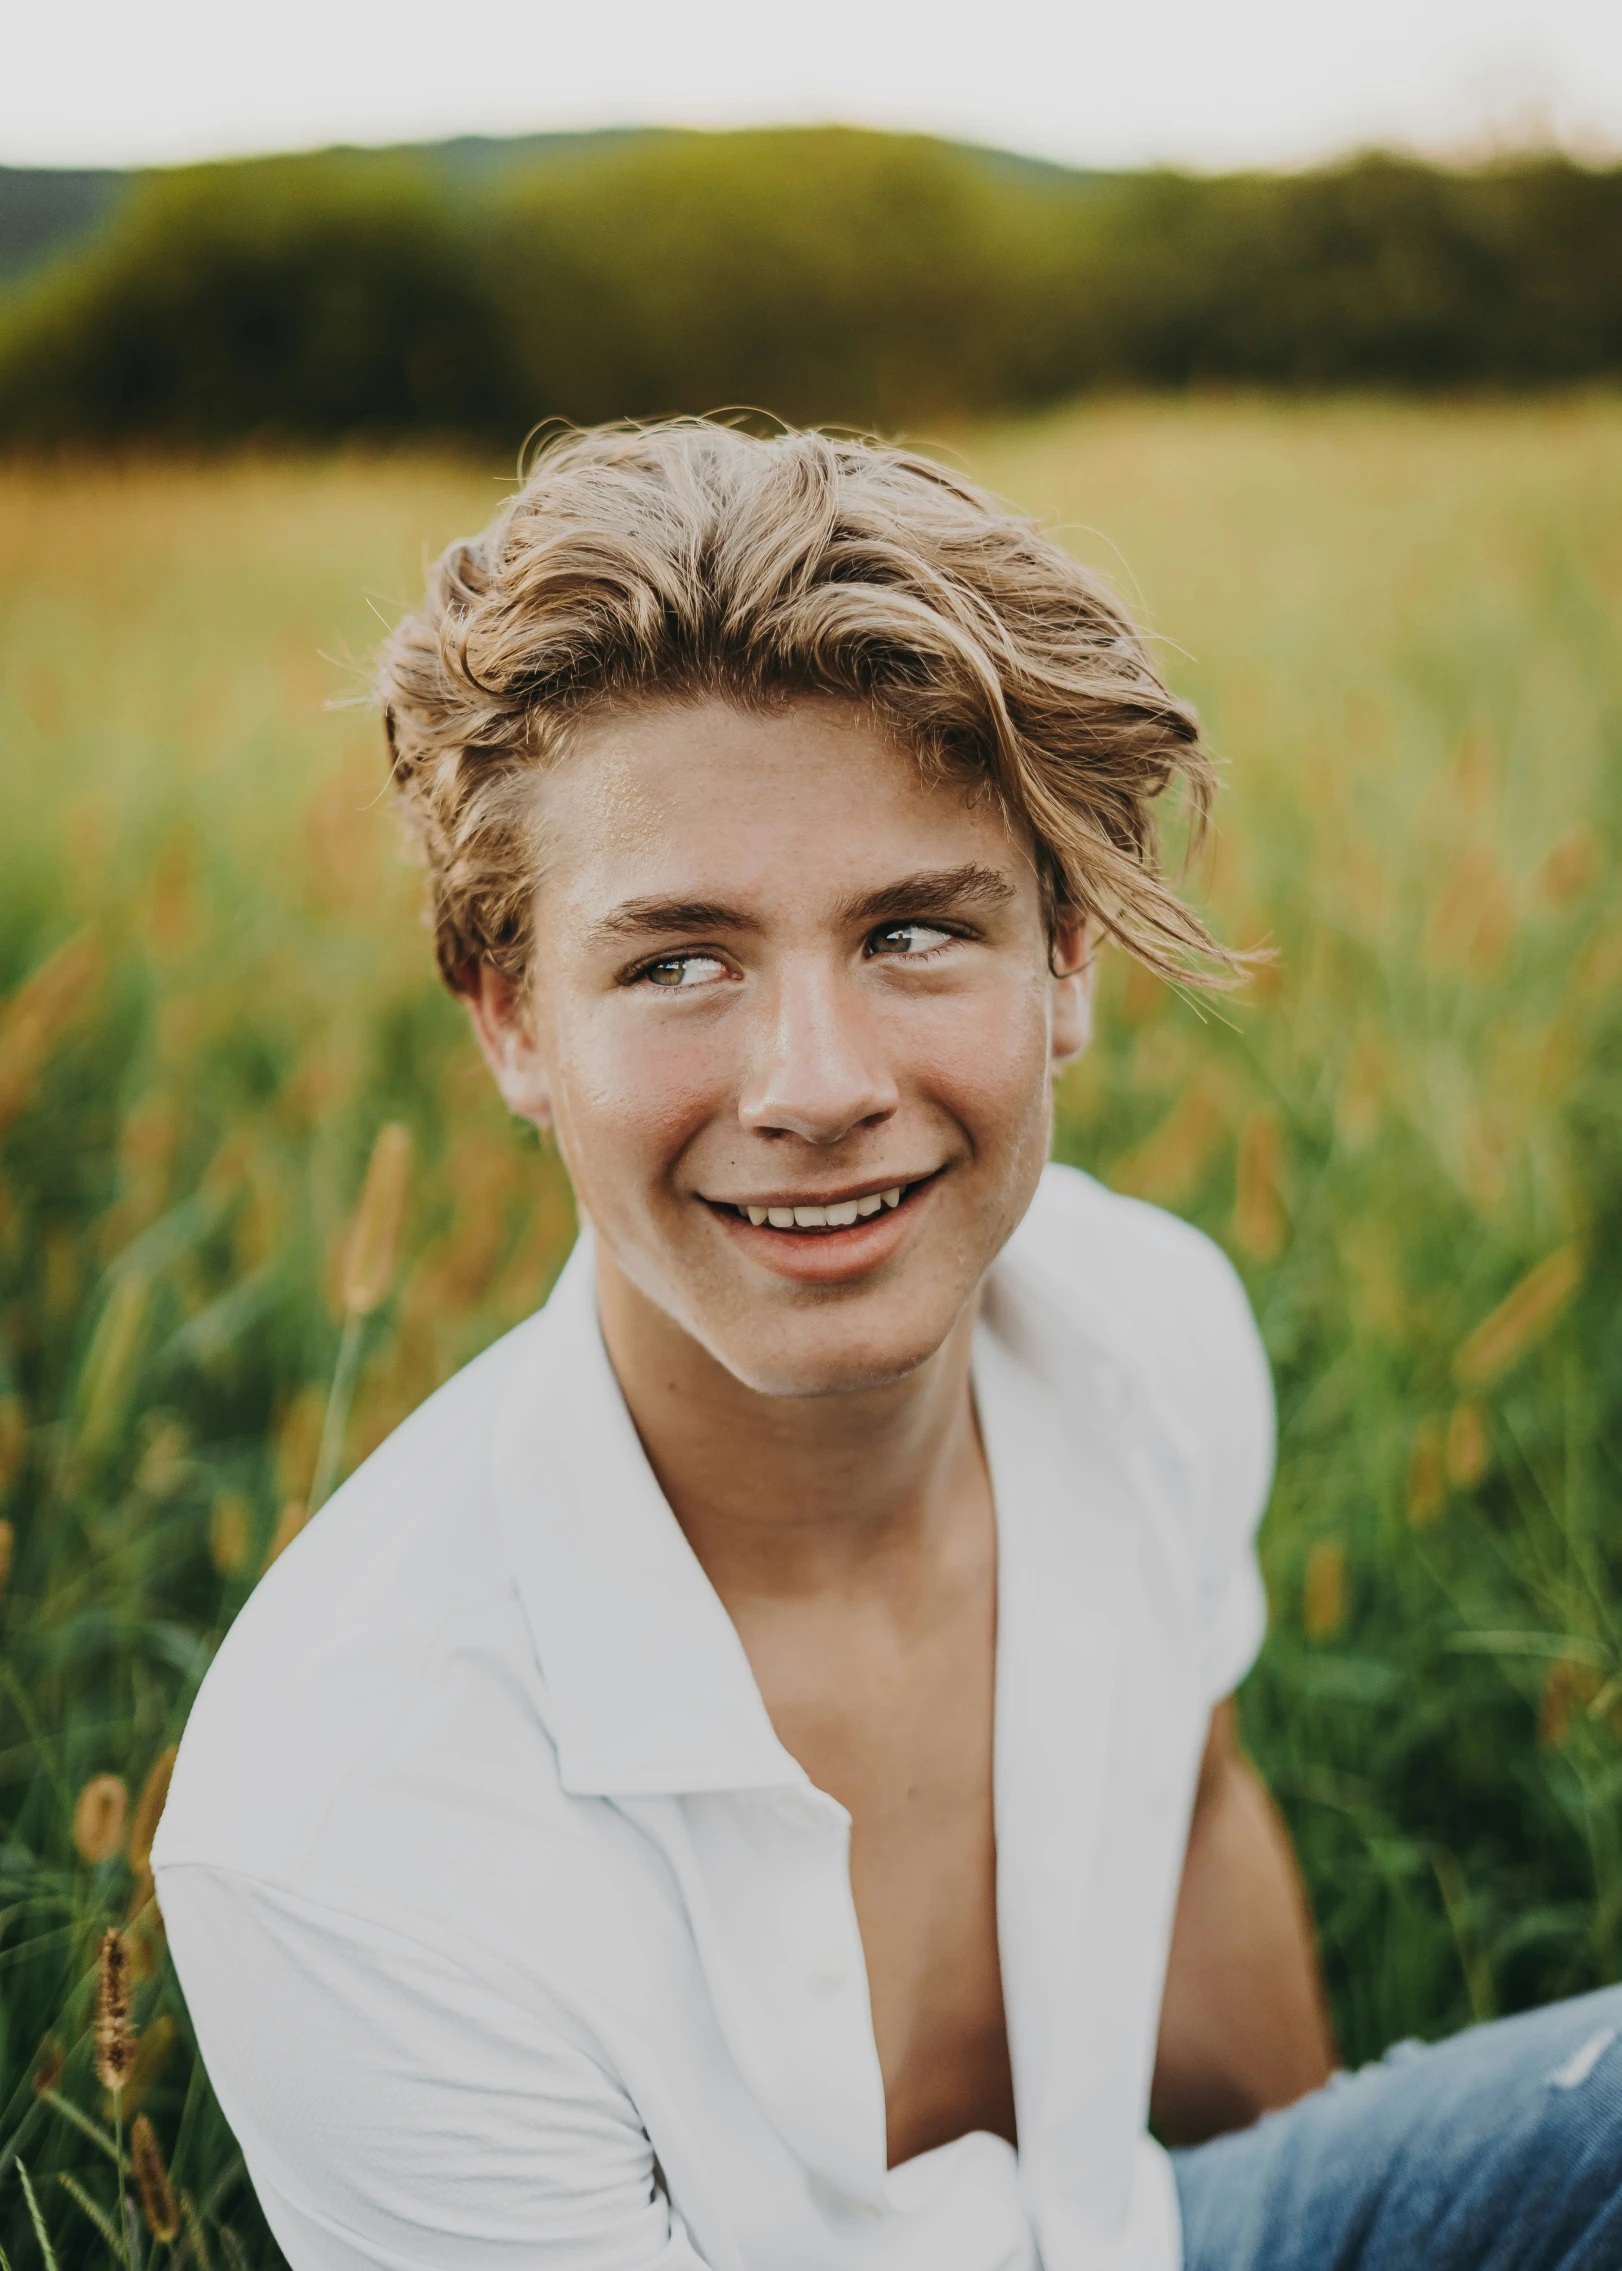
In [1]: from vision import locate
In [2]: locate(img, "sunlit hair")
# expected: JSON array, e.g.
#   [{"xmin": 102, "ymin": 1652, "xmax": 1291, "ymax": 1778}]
[{"xmin": 377, "ymin": 418, "xmax": 1234, "ymax": 991}]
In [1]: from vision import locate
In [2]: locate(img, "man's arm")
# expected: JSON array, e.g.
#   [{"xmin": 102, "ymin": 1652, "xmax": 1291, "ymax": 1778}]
[
  {"xmin": 158, "ymin": 1864, "xmax": 710, "ymax": 2270},
  {"xmin": 1151, "ymin": 1699, "xmax": 1337, "ymax": 2146}
]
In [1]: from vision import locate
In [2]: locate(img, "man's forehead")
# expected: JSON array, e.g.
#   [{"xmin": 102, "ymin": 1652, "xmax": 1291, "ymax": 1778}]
[
  {"xmin": 546, "ymin": 693, "xmax": 937, "ymax": 824},
  {"xmin": 535, "ymin": 695, "xmax": 1033, "ymax": 912}
]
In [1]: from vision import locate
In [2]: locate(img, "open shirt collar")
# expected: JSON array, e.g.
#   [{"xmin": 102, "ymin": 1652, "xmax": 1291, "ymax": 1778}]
[{"xmin": 492, "ymin": 1234, "xmax": 806, "ymax": 1799}]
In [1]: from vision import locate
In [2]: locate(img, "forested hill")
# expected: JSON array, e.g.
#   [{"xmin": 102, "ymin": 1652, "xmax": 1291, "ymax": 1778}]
[
  {"xmin": 0, "ymin": 128, "xmax": 1087, "ymax": 282},
  {"xmin": 0, "ymin": 132, "xmax": 739, "ymax": 282},
  {"xmin": 0, "ymin": 128, "xmax": 1616, "ymax": 445}
]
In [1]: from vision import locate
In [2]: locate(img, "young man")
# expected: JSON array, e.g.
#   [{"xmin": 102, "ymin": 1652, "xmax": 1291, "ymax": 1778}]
[{"xmin": 155, "ymin": 423, "xmax": 1622, "ymax": 2271}]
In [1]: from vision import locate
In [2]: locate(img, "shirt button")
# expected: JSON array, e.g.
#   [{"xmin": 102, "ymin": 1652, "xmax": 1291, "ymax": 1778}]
[{"xmin": 808, "ymin": 1957, "xmax": 848, "ymax": 1996}]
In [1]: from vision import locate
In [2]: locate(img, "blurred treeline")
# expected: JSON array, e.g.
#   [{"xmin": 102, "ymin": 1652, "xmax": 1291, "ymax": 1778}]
[{"xmin": 1, "ymin": 127, "xmax": 1620, "ymax": 446}]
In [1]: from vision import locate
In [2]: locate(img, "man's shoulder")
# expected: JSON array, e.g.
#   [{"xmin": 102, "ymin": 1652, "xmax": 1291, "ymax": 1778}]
[
  {"xmin": 155, "ymin": 1306, "xmax": 555, "ymax": 1885},
  {"xmin": 1009, "ymin": 1161, "xmax": 1256, "ymax": 1351},
  {"xmin": 997, "ymin": 1163, "xmax": 1273, "ymax": 1489}
]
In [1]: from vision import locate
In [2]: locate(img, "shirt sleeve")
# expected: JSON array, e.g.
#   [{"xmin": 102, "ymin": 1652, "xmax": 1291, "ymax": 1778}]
[
  {"xmin": 1083, "ymin": 1187, "xmax": 1275, "ymax": 1706},
  {"xmin": 1175, "ymin": 1231, "xmax": 1275, "ymax": 1705},
  {"xmin": 158, "ymin": 1864, "xmax": 712, "ymax": 2271}
]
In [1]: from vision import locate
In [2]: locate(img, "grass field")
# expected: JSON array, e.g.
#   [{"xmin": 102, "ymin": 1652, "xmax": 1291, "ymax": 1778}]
[{"xmin": 2, "ymin": 398, "xmax": 1620, "ymax": 2266}]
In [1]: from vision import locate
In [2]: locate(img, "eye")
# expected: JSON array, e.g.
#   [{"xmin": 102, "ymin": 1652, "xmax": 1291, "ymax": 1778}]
[
  {"xmin": 866, "ymin": 922, "xmax": 956, "ymax": 960},
  {"xmin": 635, "ymin": 952, "xmax": 731, "ymax": 989}
]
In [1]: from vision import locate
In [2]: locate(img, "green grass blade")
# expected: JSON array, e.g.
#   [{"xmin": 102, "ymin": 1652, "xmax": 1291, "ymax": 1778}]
[
  {"xmin": 308, "ymin": 1308, "xmax": 366, "ymax": 1514},
  {"xmin": 15, "ymin": 2162, "xmax": 60, "ymax": 2271},
  {"xmin": 57, "ymin": 2172, "xmax": 123, "ymax": 2255},
  {"xmin": 38, "ymin": 2092, "xmax": 121, "ymax": 2166},
  {"xmin": 178, "ymin": 2190, "xmax": 212, "ymax": 2271}
]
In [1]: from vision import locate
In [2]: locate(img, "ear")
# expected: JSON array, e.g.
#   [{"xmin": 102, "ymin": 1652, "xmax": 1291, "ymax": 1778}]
[
  {"xmin": 1049, "ymin": 916, "xmax": 1097, "ymax": 1069},
  {"xmin": 462, "ymin": 963, "xmax": 553, "ymax": 1131}
]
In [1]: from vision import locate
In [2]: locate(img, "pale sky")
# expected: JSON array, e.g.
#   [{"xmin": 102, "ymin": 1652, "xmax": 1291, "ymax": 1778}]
[{"xmin": 7, "ymin": 0, "xmax": 1621, "ymax": 174}]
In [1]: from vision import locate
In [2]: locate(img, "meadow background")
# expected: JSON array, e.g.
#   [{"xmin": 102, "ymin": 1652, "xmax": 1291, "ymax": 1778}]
[{"xmin": 0, "ymin": 144, "xmax": 1620, "ymax": 2262}]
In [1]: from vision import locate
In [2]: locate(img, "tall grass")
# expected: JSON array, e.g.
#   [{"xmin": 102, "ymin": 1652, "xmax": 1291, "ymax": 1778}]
[{"xmin": 1, "ymin": 402, "xmax": 1619, "ymax": 2263}]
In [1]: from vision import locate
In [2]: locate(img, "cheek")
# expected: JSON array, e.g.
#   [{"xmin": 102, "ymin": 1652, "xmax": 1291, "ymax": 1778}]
[
  {"xmin": 907, "ymin": 973, "xmax": 1052, "ymax": 1137},
  {"xmin": 547, "ymin": 1007, "xmax": 726, "ymax": 1204}
]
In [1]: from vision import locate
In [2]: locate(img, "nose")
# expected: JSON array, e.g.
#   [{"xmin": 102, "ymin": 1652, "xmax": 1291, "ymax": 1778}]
[{"xmin": 737, "ymin": 957, "xmax": 898, "ymax": 1144}]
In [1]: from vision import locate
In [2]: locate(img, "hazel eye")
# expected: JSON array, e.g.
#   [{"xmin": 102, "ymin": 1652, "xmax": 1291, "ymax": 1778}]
[
  {"xmin": 867, "ymin": 922, "xmax": 954, "ymax": 959},
  {"xmin": 639, "ymin": 953, "xmax": 730, "ymax": 988}
]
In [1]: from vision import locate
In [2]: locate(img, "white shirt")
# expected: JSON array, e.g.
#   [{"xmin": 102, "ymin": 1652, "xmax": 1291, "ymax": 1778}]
[{"xmin": 154, "ymin": 1164, "xmax": 1273, "ymax": 2271}]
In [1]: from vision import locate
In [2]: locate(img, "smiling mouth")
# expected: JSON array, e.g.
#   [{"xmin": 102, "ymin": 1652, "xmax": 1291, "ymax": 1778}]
[{"xmin": 708, "ymin": 1173, "xmax": 936, "ymax": 1233}]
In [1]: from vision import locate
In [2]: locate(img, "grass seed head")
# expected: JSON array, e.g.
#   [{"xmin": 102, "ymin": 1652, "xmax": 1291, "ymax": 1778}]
[
  {"xmin": 72, "ymin": 1773, "xmax": 129, "ymax": 1863},
  {"xmin": 133, "ymin": 1414, "xmax": 190, "ymax": 1498},
  {"xmin": 209, "ymin": 1490, "xmax": 252, "ymax": 1575},
  {"xmin": 1112, "ymin": 1078, "xmax": 1226, "ymax": 1206},
  {"xmin": 1232, "ymin": 1105, "xmax": 1287, "ymax": 1261},
  {"xmin": 128, "ymin": 1745, "xmax": 177, "ymax": 1874},
  {"xmin": 0, "ymin": 1394, "xmax": 26, "ymax": 1492},
  {"xmin": 263, "ymin": 1497, "xmax": 310, "ymax": 1570},
  {"xmin": 1303, "ymin": 1539, "xmax": 1349, "ymax": 1642},
  {"xmin": 1455, "ymin": 1245, "xmax": 1583, "ymax": 1387},
  {"xmin": 1540, "ymin": 1659, "xmax": 1601, "ymax": 1750},
  {"xmin": 1406, "ymin": 1420, "xmax": 1447, "ymax": 1528},
  {"xmin": 1534, "ymin": 823, "xmax": 1602, "ymax": 909},
  {"xmin": 93, "ymin": 1925, "xmax": 137, "ymax": 2092},
  {"xmin": 341, "ymin": 1123, "xmax": 412, "ymax": 1315},
  {"xmin": 125, "ymin": 1871, "xmax": 167, "ymax": 1977},
  {"xmin": 131, "ymin": 2112, "xmax": 180, "ymax": 2242},
  {"xmin": 274, "ymin": 1386, "xmax": 326, "ymax": 1500},
  {"xmin": 0, "ymin": 928, "xmax": 101, "ymax": 1132},
  {"xmin": 1445, "ymin": 1401, "xmax": 1490, "ymax": 1488}
]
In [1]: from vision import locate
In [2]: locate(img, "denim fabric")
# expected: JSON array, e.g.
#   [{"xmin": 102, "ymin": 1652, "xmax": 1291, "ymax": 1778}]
[{"xmin": 1174, "ymin": 1987, "xmax": 1622, "ymax": 2271}]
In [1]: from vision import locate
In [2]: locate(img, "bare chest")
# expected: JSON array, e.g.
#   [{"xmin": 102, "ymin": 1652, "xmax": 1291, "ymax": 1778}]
[{"xmin": 740, "ymin": 1572, "xmax": 1014, "ymax": 2168}]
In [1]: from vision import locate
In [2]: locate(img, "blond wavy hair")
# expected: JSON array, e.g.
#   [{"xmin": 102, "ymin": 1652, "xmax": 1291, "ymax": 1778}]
[{"xmin": 378, "ymin": 419, "xmax": 1233, "ymax": 990}]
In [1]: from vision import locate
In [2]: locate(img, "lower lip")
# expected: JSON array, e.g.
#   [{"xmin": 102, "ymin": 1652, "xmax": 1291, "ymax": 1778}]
[{"xmin": 706, "ymin": 1180, "xmax": 938, "ymax": 1284}]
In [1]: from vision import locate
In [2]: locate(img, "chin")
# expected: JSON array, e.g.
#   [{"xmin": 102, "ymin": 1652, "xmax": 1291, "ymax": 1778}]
[{"xmin": 702, "ymin": 1307, "xmax": 961, "ymax": 1401}]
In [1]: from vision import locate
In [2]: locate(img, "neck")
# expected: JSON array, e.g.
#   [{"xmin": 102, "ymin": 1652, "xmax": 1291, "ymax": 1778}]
[{"xmin": 594, "ymin": 1247, "xmax": 983, "ymax": 1602}]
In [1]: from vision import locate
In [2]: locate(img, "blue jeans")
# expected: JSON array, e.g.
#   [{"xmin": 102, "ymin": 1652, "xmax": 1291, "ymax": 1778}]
[{"xmin": 1174, "ymin": 1988, "xmax": 1622, "ymax": 2270}]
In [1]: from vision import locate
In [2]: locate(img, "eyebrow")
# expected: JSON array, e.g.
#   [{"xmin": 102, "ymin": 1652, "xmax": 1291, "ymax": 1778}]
[
  {"xmin": 580, "ymin": 865, "xmax": 1018, "ymax": 957},
  {"xmin": 835, "ymin": 864, "xmax": 1017, "ymax": 928},
  {"xmin": 579, "ymin": 899, "xmax": 749, "ymax": 953}
]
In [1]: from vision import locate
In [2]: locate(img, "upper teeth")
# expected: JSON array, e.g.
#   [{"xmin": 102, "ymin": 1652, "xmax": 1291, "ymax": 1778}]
[{"xmin": 742, "ymin": 1185, "xmax": 903, "ymax": 1229}]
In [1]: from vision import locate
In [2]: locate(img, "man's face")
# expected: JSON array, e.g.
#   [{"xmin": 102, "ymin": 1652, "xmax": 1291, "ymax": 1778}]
[{"xmin": 469, "ymin": 696, "xmax": 1091, "ymax": 1397}]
